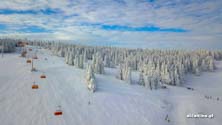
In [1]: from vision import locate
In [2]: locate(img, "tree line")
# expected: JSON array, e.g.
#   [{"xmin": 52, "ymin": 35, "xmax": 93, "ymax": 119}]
[{"xmin": 1, "ymin": 39, "xmax": 222, "ymax": 91}]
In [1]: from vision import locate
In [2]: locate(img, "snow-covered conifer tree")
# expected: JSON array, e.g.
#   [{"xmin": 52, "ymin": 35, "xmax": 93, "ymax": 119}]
[
  {"xmin": 174, "ymin": 68, "xmax": 181, "ymax": 85},
  {"xmin": 65, "ymin": 52, "xmax": 69, "ymax": 64},
  {"xmin": 195, "ymin": 67, "xmax": 200, "ymax": 76},
  {"xmin": 138, "ymin": 72, "xmax": 145, "ymax": 86},
  {"xmin": 126, "ymin": 67, "xmax": 132, "ymax": 84},
  {"xmin": 104, "ymin": 55, "xmax": 110, "ymax": 67},
  {"xmin": 92, "ymin": 53, "xmax": 104, "ymax": 74},
  {"xmin": 68, "ymin": 53, "xmax": 74, "ymax": 65},
  {"xmin": 86, "ymin": 64, "xmax": 96, "ymax": 92},
  {"xmin": 208, "ymin": 58, "xmax": 215, "ymax": 71},
  {"xmin": 201, "ymin": 59, "xmax": 207, "ymax": 71},
  {"xmin": 79, "ymin": 55, "xmax": 84, "ymax": 69},
  {"xmin": 117, "ymin": 64, "xmax": 124, "ymax": 80}
]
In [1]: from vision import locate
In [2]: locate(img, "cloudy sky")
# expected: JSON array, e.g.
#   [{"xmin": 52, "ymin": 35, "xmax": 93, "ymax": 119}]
[{"xmin": 0, "ymin": 0, "xmax": 221, "ymax": 48}]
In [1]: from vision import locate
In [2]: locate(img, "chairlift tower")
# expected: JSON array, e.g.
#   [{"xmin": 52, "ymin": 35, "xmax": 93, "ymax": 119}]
[
  {"xmin": 1, "ymin": 42, "xmax": 4, "ymax": 58},
  {"xmin": 31, "ymin": 58, "xmax": 34, "ymax": 71}
]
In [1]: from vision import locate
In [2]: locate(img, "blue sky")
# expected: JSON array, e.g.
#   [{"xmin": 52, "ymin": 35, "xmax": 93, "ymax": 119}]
[{"xmin": 0, "ymin": 0, "xmax": 221, "ymax": 48}]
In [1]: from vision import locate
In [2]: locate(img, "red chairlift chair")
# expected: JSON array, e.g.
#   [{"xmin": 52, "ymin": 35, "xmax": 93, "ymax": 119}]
[
  {"xmin": 32, "ymin": 82, "xmax": 39, "ymax": 89},
  {"xmin": 21, "ymin": 51, "xmax": 27, "ymax": 57},
  {"xmin": 33, "ymin": 56, "xmax": 38, "ymax": 59},
  {"xmin": 27, "ymin": 59, "xmax": 31, "ymax": 63},
  {"xmin": 40, "ymin": 74, "xmax": 46, "ymax": 79},
  {"xmin": 54, "ymin": 106, "xmax": 63, "ymax": 116}
]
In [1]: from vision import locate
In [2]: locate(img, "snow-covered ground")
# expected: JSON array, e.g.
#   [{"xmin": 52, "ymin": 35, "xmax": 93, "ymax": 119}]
[{"xmin": 0, "ymin": 47, "xmax": 221, "ymax": 125}]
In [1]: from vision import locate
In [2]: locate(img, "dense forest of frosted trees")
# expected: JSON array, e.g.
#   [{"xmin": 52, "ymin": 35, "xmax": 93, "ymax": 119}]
[
  {"xmin": 1, "ymin": 39, "xmax": 222, "ymax": 91},
  {"xmin": 0, "ymin": 39, "xmax": 16, "ymax": 52},
  {"xmin": 28, "ymin": 41, "xmax": 222, "ymax": 89}
]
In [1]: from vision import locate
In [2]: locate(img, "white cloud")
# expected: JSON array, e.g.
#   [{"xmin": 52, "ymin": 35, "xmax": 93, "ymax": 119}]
[{"xmin": 0, "ymin": 0, "xmax": 221, "ymax": 48}]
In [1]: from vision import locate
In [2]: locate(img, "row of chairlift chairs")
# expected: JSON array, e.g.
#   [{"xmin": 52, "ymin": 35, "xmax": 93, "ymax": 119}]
[{"xmin": 24, "ymin": 46, "xmax": 63, "ymax": 116}]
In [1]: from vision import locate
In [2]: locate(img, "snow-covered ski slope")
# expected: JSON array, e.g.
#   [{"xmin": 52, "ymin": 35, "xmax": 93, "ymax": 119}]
[{"xmin": 0, "ymin": 47, "xmax": 222, "ymax": 125}]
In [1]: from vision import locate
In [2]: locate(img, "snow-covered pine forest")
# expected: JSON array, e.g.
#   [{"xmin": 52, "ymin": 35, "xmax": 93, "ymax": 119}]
[
  {"xmin": 2, "ymin": 39, "xmax": 222, "ymax": 91},
  {"xmin": 29, "ymin": 40, "xmax": 222, "ymax": 88},
  {"xmin": 0, "ymin": 39, "xmax": 16, "ymax": 53}
]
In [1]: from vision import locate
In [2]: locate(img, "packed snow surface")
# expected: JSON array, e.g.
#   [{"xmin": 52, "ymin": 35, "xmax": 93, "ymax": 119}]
[{"xmin": 0, "ymin": 48, "xmax": 221, "ymax": 125}]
